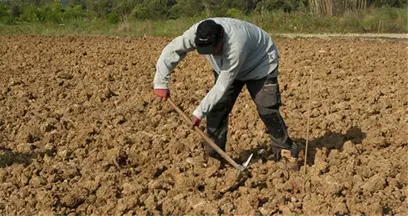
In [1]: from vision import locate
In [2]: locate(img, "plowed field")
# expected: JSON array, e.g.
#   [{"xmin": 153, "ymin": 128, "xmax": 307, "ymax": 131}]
[{"xmin": 0, "ymin": 35, "xmax": 407, "ymax": 215}]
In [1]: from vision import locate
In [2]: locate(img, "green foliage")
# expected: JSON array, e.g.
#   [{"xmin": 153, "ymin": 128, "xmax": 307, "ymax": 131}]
[
  {"xmin": 0, "ymin": 4, "xmax": 9, "ymax": 18},
  {"xmin": 108, "ymin": 12, "xmax": 119, "ymax": 24},
  {"xmin": 145, "ymin": 0, "xmax": 174, "ymax": 20},
  {"xmin": 52, "ymin": 0, "xmax": 62, "ymax": 12},
  {"xmin": 62, "ymin": 5, "xmax": 84, "ymax": 20},
  {"xmin": 85, "ymin": 0, "xmax": 115, "ymax": 17},
  {"xmin": 13, "ymin": 0, "xmax": 63, "ymax": 23},
  {"xmin": 0, "ymin": 7, "xmax": 406, "ymax": 36},
  {"xmin": 131, "ymin": 5, "xmax": 150, "ymax": 19},
  {"xmin": 11, "ymin": 5, "xmax": 21, "ymax": 18},
  {"xmin": 0, "ymin": 0, "xmax": 406, "ymax": 33},
  {"xmin": 256, "ymin": 0, "xmax": 308, "ymax": 13},
  {"xmin": 115, "ymin": 0, "xmax": 139, "ymax": 16},
  {"xmin": 0, "ymin": 4, "xmax": 15, "ymax": 24},
  {"xmin": 359, "ymin": 7, "xmax": 407, "ymax": 32},
  {"xmin": 169, "ymin": 0, "xmax": 204, "ymax": 19},
  {"xmin": 19, "ymin": 6, "xmax": 41, "ymax": 22},
  {"xmin": 229, "ymin": 0, "xmax": 250, "ymax": 12},
  {"xmin": 369, "ymin": 0, "xmax": 407, "ymax": 7},
  {"xmin": 226, "ymin": 8, "xmax": 244, "ymax": 18},
  {"xmin": 50, "ymin": 0, "xmax": 63, "ymax": 23}
]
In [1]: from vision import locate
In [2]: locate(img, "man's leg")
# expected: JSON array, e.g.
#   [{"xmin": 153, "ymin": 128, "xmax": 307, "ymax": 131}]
[
  {"xmin": 205, "ymin": 73, "xmax": 244, "ymax": 158},
  {"xmin": 246, "ymin": 72, "xmax": 299, "ymax": 161}
]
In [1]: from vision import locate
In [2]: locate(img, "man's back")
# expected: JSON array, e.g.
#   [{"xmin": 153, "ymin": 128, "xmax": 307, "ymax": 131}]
[{"xmin": 205, "ymin": 18, "xmax": 279, "ymax": 81}]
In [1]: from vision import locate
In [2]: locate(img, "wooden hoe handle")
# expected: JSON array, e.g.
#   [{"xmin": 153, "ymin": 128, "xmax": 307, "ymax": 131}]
[{"xmin": 167, "ymin": 98, "xmax": 245, "ymax": 171}]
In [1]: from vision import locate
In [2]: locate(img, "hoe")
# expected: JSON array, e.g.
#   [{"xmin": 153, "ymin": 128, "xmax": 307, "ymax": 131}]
[{"xmin": 167, "ymin": 98, "xmax": 253, "ymax": 174}]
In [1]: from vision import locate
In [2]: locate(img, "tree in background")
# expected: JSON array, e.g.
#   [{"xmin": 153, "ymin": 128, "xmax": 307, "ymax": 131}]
[
  {"xmin": 308, "ymin": 0, "xmax": 367, "ymax": 16},
  {"xmin": 169, "ymin": 0, "xmax": 204, "ymax": 18},
  {"xmin": 115, "ymin": 0, "xmax": 140, "ymax": 17},
  {"xmin": 145, "ymin": 0, "xmax": 176, "ymax": 19},
  {"xmin": 308, "ymin": 0, "xmax": 406, "ymax": 16},
  {"xmin": 0, "ymin": 0, "xmax": 405, "ymax": 23},
  {"xmin": 369, "ymin": 0, "xmax": 406, "ymax": 7},
  {"xmin": 256, "ymin": 0, "xmax": 308, "ymax": 13},
  {"xmin": 84, "ymin": 0, "xmax": 115, "ymax": 17}
]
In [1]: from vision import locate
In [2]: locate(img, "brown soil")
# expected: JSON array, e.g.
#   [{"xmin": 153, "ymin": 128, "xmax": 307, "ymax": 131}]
[{"xmin": 0, "ymin": 35, "xmax": 407, "ymax": 215}]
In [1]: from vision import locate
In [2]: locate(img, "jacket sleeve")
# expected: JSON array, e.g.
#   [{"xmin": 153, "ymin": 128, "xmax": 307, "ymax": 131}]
[
  {"xmin": 193, "ymin": 42, "xmax": 247, "ymax": 119},
  {"xmin": 154, "ymin": 25, "xmax": 197, "ymax": 89}
]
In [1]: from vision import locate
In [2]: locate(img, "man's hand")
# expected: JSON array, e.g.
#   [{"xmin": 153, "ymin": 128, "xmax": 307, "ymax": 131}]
[
  {"xmin": 154, "ymin": 89, "xmax": 170, "ymax": 101},
  {"xmin": 191, "ymin": 116, "xmax": 201, "ymax": 128}
]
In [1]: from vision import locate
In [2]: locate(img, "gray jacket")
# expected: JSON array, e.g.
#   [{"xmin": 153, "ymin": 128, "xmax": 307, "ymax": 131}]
[{"xmin": 154, "ymin": 17, "xmax": 279, "ymax": 119}]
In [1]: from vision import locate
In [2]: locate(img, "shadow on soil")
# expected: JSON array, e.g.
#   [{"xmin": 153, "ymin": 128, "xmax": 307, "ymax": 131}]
[
  {"xmin": 240, "ymin": 126, "xmax": 366, "ymax": 166},
  {"xmin": 0, "ymin": 146, "xmax": 55, "ymax": 168},
  {"xmin": 295, "ymin": 126, "xmax": 366, "ymax": 165}
]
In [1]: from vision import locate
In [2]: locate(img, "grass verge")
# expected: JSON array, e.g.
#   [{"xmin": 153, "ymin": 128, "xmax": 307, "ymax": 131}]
[{"xmin": 0, "ymin": 7, "xmax": 406, "ymax": 37}]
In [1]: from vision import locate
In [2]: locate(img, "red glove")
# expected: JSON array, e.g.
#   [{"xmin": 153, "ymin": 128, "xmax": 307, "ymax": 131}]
[
  {"xmin": 154, "ymin": 89, "xmax": 170, "ymax": 101},
  {"xmin": 191, "ymin": 116, "xmax": 201, "ymax": 128}
]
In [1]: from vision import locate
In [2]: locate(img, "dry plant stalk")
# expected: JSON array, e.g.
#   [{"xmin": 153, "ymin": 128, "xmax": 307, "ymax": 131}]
[
  {"xmin": 303, "ymin": 71, "xmax": 313, "ymax": 172},
  {"xmin": 309, "ymin": 0, "xmax": 367, "ymax": 16},
  {"xmin": 309, "ymin": 0, "xmax": 332, "ymax": 16}
]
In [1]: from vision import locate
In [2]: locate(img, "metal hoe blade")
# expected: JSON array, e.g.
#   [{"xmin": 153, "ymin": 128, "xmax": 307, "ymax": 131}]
[
  {"xmin": 236, "ymin": 153, "xmax": 253, "ymax": 174},
  {"xmin": 243, "ymin": 153, "xmax": 253, "ymax": 168}
]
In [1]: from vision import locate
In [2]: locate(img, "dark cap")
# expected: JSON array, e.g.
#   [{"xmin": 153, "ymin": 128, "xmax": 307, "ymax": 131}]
[{"xmin": 195, "ymin": 20, "xmax": 223, "ymax": 54}]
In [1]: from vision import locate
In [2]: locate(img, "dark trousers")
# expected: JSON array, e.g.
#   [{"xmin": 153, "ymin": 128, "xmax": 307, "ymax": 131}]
[{"xmin": 204, "ymin": 69, "xmax": 299, "ymax": 160}]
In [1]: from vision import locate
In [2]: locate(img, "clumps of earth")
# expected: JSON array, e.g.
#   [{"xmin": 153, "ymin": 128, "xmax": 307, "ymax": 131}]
[{"xmin": 0, "ymin": 35, "xmax": 406, "ymax": 215}]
